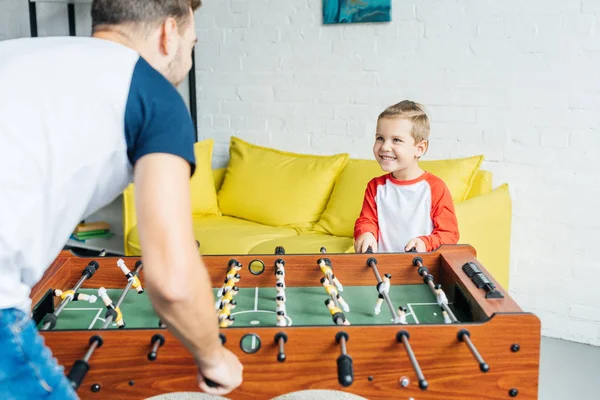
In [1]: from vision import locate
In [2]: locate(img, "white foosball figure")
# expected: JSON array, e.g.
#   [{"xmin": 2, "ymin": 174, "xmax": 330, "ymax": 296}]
[
  {"xmin": 276, "ymin": 311, "xmax": 287, "ymax": 327},
  {"xmin": 373, "ymin": 273, "xmax": 391, "ymax": 315},
  {"xmin": 276, "ymin": 276, "xmax": 286, "ymax": 290},
  {"xmin": 275, "ymin": 296, "xmax": 286, "ymax": 314},
  {"xmin": 442, "ymin": 307, "xmax": 452, "ymax": 324},
  {"xmin": 275, "ymin": 268, "xmax": 285, "ymax": 280},
  {"xmin": 434, "ymin": 284, "xmax": 448, "ymax": 306},
  {"xmin": 276, "ymin": 286, "xmax": 286, "ymax": 302},
  {"xmin": 394, "ymin": 305, "xmax": 408, "ymax": 324}
]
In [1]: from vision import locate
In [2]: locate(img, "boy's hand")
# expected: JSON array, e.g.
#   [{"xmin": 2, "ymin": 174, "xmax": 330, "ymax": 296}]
[
  {"xmin": 355, "ymin": 232, "xmax": 377, "ymax": 253},
  {"xmin": 405, "ymin": 238, "xmax": 426, "ymax": 252}
]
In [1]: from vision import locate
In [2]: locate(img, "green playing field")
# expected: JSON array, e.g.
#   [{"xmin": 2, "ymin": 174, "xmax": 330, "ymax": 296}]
[{"xmin": 40, "ymin": 284, "xmax": 454, "ymax": 331}]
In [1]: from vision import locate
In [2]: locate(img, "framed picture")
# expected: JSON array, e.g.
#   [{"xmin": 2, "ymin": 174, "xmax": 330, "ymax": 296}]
[{"xmin": 323, "ymin": 0, "xmax": 391, "ymax": 24}]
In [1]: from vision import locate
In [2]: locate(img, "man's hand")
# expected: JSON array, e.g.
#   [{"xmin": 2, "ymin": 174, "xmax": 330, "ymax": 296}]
[
  {"xmin": 405, "ymin": 237, "xmax": 426, "ymax": 252},
  {"xmin": 197, "ymin": 347, "xmax": 243, "ymax": 396},
  {"xmin": 354, "ymin": 232, "xmax": 377, "ymax": 253}
]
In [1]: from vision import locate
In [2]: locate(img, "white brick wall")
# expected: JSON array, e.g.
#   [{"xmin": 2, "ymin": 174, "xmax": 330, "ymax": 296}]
[{"xmin": 2, "ymin": 0, "xmax": 599, "ymax": 346}]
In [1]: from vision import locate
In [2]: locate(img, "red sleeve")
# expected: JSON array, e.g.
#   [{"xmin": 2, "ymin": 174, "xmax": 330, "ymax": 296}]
[
  {"xmin": 418, "ymin": 175, "xmax": 460, "ymax": 251},
  {"xmin": 354, "ymin": 178, "xmax": 381, "ymax": 241}
]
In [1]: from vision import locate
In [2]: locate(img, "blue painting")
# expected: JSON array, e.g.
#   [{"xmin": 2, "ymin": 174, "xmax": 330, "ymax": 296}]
[{"xmin": 323, "ymin": 0, "xmax": 391, "ymax": 24}]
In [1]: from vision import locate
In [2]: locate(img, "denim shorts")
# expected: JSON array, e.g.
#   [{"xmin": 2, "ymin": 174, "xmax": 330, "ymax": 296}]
[{"xmin": 0, "ymin": 308, "xmax": 79, "ymax": 400}]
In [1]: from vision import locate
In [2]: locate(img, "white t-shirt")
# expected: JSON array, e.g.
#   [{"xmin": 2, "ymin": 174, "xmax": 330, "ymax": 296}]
[{"xmin": 0, "ymin": 36, "xmax": 196, "ymax": 312}]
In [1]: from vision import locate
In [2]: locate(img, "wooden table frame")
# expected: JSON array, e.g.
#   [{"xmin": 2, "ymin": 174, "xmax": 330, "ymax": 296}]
[{"xmin": 32, "ymin": 245, "xmax": 541, "ymax": 400}]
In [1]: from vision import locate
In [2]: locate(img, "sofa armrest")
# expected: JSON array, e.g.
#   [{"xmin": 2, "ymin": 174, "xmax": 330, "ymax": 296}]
[
  {"xmin": 454, "ymin": 184, "xmax": 512, "ymax": 289},
  {"xmin": 122, "ymin": 183, "xmax": 137, "ymax": 256}
]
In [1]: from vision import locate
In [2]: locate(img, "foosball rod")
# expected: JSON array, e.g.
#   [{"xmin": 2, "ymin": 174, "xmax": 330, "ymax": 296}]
[
  {"xmin": 101, "ymin": 261, "xmax": 143, "ymax": 329},
  {"xmin": 365, "ymin": 248, "xmax": 401, "ymax": 323},
  {"xmin": 41, "ymin": 259, "xmax": 100, "ymax": 330},
  {"xmin": 66, "ymin": 261, "xmax": 143, "ymax": 389},
  {"xmin": 397, "ymin": 331, "xmax": 428, "ymax": 390},
  {"xmin": 412, "ymin": 257, "xmax": 458, "ymax": 323}
]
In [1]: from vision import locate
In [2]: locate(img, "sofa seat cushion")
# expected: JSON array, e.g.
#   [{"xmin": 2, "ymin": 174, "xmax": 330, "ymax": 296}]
[
  {"xmin": 248, "ymin": 232, "xmax": 354, "ymax": 255},
  {"xmin": 313, "ymin": 155, "xmax": 484, "ymax": 238},
  {"xmin": 126, "ymin": 216, "xmax": 298, "ymax": 256},
  {"xmin": 217, "ymin": 136, "xmax": 349, "ymax": 230}
]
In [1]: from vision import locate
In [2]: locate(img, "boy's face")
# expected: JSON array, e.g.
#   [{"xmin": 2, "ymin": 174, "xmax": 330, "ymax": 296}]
[{"xmin": 373, "ymin": 117, "xmax": 427, "ymax": 174}]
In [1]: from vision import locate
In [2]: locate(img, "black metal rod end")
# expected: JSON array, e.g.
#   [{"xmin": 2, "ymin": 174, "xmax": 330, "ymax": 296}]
[{"xmin": 396, "ymin": 330, "xmax": 410, "ymax": 342}]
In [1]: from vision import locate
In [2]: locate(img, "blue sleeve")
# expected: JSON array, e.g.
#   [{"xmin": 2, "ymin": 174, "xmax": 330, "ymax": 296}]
[{"xmin": 124, "ymin": 57, "xmax": 196, "ymax": 176}]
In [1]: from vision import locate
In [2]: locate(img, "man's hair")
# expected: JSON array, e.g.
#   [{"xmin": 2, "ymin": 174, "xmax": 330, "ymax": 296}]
[
  {"xmin": 378, "ymin": 100, "xmax": 430, "ymax": 143},
  {"xmin": 91, "ymin": 0, "xmax": 202, "ymax": 33}
]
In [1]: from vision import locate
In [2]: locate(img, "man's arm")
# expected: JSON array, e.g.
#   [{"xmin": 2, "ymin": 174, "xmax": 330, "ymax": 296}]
[{"xmin": 133, "ymin": 152, "xmax": 221, "ymax": 366}]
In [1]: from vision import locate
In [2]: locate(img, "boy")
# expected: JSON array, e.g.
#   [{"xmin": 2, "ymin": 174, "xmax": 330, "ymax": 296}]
[{"xmin": 354, "ymin": 100, "xmax": 459, "ymax": 253}]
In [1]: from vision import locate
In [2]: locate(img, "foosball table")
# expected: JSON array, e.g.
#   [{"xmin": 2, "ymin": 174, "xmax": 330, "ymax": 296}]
[{"xmin": 31, "ymin": 244, "xmax": 541, "ymax": 399}]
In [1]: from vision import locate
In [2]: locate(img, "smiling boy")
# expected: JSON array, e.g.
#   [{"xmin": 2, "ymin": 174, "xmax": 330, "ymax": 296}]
[{"xmin": 353, "ymin": 100, "xmax": 460, "ymax": 253}]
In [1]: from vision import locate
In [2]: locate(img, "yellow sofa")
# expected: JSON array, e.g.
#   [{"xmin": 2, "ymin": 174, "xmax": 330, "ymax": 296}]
[{"xmin": 122, "ymin": 136, "xmax": 512, "ymax": 288}]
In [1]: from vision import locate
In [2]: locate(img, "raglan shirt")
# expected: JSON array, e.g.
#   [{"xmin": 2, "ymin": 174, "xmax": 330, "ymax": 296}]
[
  {"xmin": 354, "ymin": 172, "xmax": 459, "ymax": 252},
  {"xmin": 0, "ymin": 36, "xmax": 196, "ymax": 312}
]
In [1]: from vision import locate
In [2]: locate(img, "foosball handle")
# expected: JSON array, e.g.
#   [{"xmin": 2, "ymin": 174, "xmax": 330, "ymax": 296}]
[
  {"xmin": 337, "ymin": 354, "xmax": 354, "ymax": 387},
  {"xmin": 365, "ymin": 246, "xmax": 373, "ymax": 254},
  {"xmin": 67, "ymin": 360, "xmax": 89, "ymax": 390},
  {"xmin": 66, "ymin": 335, "xmax": 103, "ymax": 390}
]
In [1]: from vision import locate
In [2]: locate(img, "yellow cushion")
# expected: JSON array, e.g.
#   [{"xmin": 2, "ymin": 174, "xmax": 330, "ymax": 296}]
[
  {"xmin": 189, "ymin": 139, "xmax": 221, "ymax": 217},
  {"xmin": 126, "ymin": 215, "xmax": 298, "ymax": 256},
  {"xmin": 248, "ymin": 232, "xmax": 354, "ymax": 255},
  {"xmin": 217, "ymin": 136, "xmax": 349, "ymax": 229},
  {"xmin": 212, "ymin": 168, "xmax": 226, "ymax": 191},
  {"xmin": 313, "ymin": 155, "xmax": 484, "ymax": 237},
  {"xmin": 465, "ymin": 169, "xmax": 492, "ymax": 199},
  {"xmin": 313, "ymin": 159, "xmax": 383, "ymax": 238},
  {"xmin": 455, "ymin": 184, "xmax": 511, "ymax": 288},
  {"xmin": 419, "ymin": 155, "xmax": 483, "ymax": 202}
]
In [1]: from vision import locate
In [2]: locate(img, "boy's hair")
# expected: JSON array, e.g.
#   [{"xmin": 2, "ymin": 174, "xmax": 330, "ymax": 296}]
[
  {"xmin": 378, "ymin": 100, "xmax": 430, "ymax": 143},
  {"xmin": 91, "ymin": 0, "xmax": 202, "ymax": 34}
]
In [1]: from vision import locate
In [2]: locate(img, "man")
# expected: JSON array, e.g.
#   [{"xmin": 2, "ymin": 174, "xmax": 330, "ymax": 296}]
[{"xmin": 0, "ymin": 1, "xmax": 243, "ymax": 398}]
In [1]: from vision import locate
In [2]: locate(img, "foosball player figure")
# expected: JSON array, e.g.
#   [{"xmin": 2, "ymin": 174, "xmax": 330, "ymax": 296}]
[
  {"xmin": 216, "ymin": 285, "xmax": 239, "ymax": 309},
  {"xmin": 275, "ymin": 268, "xmax": 285, "ymax": 279},
  {"xmin": 217, "ymin": 299, "xmax": 237, "ymax": 321},
  {"xmin": 98, "ymin": 287, "xmax": 125, "ymax": 328},
  {"xmin": 276, "ymin": 276, "xmax": 286, "ymax": 290},
  {"xmin": 276, "ymin": 282, "xmax": 286, "ymax": 301},
  {"xmin": 434, "ymin": 283, "xmax": 449, "ymax": 306},
  {"xmin": 226, "ymin": 260, "xmax": 242, "ymax": 279},
  {"xmin": 317, "ymin": 258, "xmax": 344, "ymax": 292},
  {"xmin": 276, "ymin": 311, "xmax": 287, "ymax": 327},
  {"xmin": 395, "ymin": 305, "xmax": 408, "ymax": 324},
  {"xmin": 53, "ymin": 289, "xmax": 97, "ymax": 304},
  {"xmin": 441, "ymin": 306, "xmax": 452, "ymax": 324},
  {"xmin": 116, "ymin": 259, "xmax": 144, "ymax": 294},
  {"xmin": 275, "ymin": 259, "xmax": 285, "ymax": 274},
  {"xmin": 374, "ymin": 273, "xmax": 392, "ymax": 315},
  {"xmin": 320, "ymin": 277, "xmax": 350, "ymax": 312},
  {"xmin": 219, "ymin": 315, "xmax": 235, "ymax": 328},
  {"xmin": 217, "ymin": 273, "xmax": 240, "ymax": 297},
  {"xmin": 324, "ymin": 299, "xmax": 350, "ymax": 326},
  {"xmin": 275, "ymin": 295, "xmax": 286, "ymax": 314}
]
